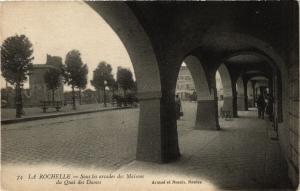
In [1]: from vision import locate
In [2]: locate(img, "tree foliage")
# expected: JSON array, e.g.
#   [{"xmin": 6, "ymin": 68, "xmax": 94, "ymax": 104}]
[
  {"xmin": 1, "ymin": 34, "xmax": 34, "ymax": 117},
  {"xmin": 44, "ymin": 68, "xmax": 61, "ymax": 92},
  {"xmin": 64, "ymin": 50, "xmax": 88, "ymax": 109},
  {"xmin": 44, "ymin": 55, "xmax": 64, "ymax": 97},
  {"xmin": 44, "ymin": 68, "xmax": 61, "ymax": 102},
  {"xmin": 90, "ymin": 61, "xmax": 114, "ymax": 91},
  {"xmin": 110, "ymin": 78, "xmax": 118, "ymax": 93},
  {"xmin": 117, "ymin": 67, "xmax": 134, "ymax": 94},
  {"xmin": 77, "ymin": 64, "xmax": 88, "ymax": 90},
  {"xmin": 1, "ymin": 34, "xmax": 34, "ymax": 85},
  {"xmin": 64, "ymin": 50, "xmax": 87, "ymax": 89}
]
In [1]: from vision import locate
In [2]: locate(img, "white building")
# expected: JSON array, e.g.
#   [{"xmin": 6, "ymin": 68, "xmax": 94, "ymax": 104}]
[{"xmin": 176, "ymin": 65, "xmax": 195, "ymax": 100}]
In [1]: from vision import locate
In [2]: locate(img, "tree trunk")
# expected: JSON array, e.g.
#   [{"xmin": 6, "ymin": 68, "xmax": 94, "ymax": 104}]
[
  {"xmin": 6, "ymin": 80, "xmax": 9, "ymax": 103},
  {"xmin": 103, "ymin": 86, "xmax": 106, "ymax": 107},
  {"xmin": 79, "ymin": 89, "xmax": 82, "ymax": 105},
  {"xmin": 15, "ymin": 83, "xmax": 22, "ymax": 118},
  {"xmin": 97, "ymin": 89, "xmax": 100, "ymax": 103},
  {"xmin": 123, "ymin": 89, "xmax": 126, "ymax": 97},
  {"xmin": 72, "ymin": 86, "xmax": 76, "ymax": 110},
  {"xmin": 123, "ymin": 89, "xmax": 127, "ymax": 106},
  {"xmin": 52, "ymin": 89, "xmax": 55, "ymax": 103}
]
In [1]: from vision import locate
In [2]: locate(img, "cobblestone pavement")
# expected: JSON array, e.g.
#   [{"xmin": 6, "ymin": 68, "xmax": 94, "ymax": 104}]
[
  {"xmin": 2, "ymin": 108, "xmax": 139, "ymax": 170},
  {"xmin": 1, "ymin": 102, "xmax": 292, "ymax": 190}
]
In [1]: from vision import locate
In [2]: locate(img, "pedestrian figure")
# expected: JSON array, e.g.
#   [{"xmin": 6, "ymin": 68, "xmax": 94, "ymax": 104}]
[
  {"xmin": 175, "ymin": 94, "xmax": 182, "ymax": 120},
  {"xmin": 257, "ymin": 94, "xmax": 266, "ymax": 119},
  {"xmin": 265, "ymin": 94, "xmax": 274, "ymax": 121}
]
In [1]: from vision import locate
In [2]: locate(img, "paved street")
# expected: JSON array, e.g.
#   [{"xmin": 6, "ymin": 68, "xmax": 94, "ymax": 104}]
[
  {"xmin": 2, "ymin": 108, "xmax": 139, "ymax": 169},
  {"xmin": 1, "ymin": 102, "xmax": 292, "ymax": 190}
]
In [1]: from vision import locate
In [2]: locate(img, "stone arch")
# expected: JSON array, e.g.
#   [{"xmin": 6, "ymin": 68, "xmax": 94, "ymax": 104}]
[
  {"xmin": 87, "ymin": 2, "xmax": 161, "ymax": 94},
  {"xmin": 200, "ymin": 32, "xmax": 288, "ymax": 78},
  {"xmin": 223, "ymin": 50, "xmax": 283, "ymax": 121},
  {"xmin": 175, "ymin": 31, "xmax": 287, "ymax": 121},
  {"xmin": 86, "ymin": 2, "xmax": 163, "ymax": 162},
  {"xmin": 172, "ymin": 30, "xmax": 288, "ymax": 124},
  {"xmin": 184, "ymin": 55, "xmax": 219, "ymax": 130},
  {"xmin": 211, "ymin": 34, "xmax": 286, "ymax": 122},
  {"xmin": 217, "ymin": 64, "xmax": 233, "ymax": 115},
  {"xmin": 184, "ymin": 56, "xmax": 213, "ymax": 101}
]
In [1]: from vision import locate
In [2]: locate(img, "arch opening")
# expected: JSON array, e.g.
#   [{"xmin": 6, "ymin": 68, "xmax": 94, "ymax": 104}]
[
  {"xmin": 216, "ymin": 64, "xmax": 234, "ymax": 118},
  {"xmin": 87, "ymin": 2, "xmax": 168, "ymax": 163},
  {"xmin": 176, "ymin": 55, "xmax": 219, "ymax": 131}
]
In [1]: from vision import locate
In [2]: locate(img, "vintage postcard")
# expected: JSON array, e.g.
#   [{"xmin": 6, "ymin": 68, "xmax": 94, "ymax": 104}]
[{"xmin": 1, "ymin": 1, "xmax": 299, "ymax": 191}]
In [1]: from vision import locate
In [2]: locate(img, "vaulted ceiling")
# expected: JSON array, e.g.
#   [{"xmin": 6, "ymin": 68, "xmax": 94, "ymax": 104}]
[{"xmin": 127, "ymin": 1, "xmax": 297, "ymax": 74}]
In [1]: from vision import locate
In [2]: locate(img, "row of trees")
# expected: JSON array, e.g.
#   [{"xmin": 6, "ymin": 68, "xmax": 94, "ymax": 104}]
[
  {"xmin": 44, "ymin": 50, "xmax": 88, "ymax": 110},
  {"xmin": 91, "ymin": 62, "xmax": 135, "ymax": 106},
  {"xmin": 45, "ymin": 55, "xmax": 135, "ymax": 109},
  {"xmin": 1, "ymin": 34, "xmax": 135, "ymax": 118}
]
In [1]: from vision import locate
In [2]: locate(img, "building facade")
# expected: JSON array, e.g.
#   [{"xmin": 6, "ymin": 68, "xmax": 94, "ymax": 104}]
[
  {"xmin": 176, "ymin": 65, "xmax": 195, "ymax": 100},
  {"xmin": 29, "ymin": 64, "xmax": 64, "ymax": 106}
]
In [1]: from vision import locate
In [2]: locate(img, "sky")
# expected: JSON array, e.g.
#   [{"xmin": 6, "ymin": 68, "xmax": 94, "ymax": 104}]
[{"xmin": 1, "ymin": 1, "xmax": 133, "ymax": 90}]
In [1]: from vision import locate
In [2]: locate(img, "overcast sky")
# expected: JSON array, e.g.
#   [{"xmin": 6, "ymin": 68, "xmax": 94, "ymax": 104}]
[{"xmin": 1, "ymin": 1, "xmax": 133, "ymax": 90}]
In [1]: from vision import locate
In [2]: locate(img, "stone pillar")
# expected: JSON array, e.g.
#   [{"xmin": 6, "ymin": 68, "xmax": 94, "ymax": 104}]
[
  {"xmin": 237, "ymin": 95, "xmax": 246, "ymax": 111},
  {"xmin": 247, "ymin": 81, "xmax": 254, "ymax": 108},
  {"xmin": 236, "ymin": 77, "xmax": 246, "ymax": 111},
  {"xmin": 252, "ymin": 81, "xmax": 256, "ymax": 105},
  {"xmin": 136, "ymin": 92, "xmax": 162, "ymax": 162},
  {"xmin": 184, "ymin": 55, "xmax": 220, "ymax": 130},
  {"xmin": 160, "ymin": 92, "xmax": 180, "ymax": 162},
  {"xmin": 232, "ymin": 84, "xmax": 238, "ymax": 117},
  {"xmin": 136, "ymin": 91, "xmax": 180, "ymax": 163},
  {"xmin": 195, "ymin": 98, "xmax": 220, "ymax": 130},
  {"xmin": 223, "ymin": 96, "xmax": 234, "ymax": 115},
  {"xmin": 244, "ymin": 80, "xmax": 248, "ymax": 111}
]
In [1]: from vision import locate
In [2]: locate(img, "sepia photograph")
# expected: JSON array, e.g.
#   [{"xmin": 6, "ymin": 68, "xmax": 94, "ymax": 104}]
[{"xmin": 0, "ymin": 1, "xmax": 299, "ymax": 191}]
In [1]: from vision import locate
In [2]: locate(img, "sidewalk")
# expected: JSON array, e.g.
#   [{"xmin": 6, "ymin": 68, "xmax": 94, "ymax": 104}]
[
  {"xmin": 1, "ymin": 103, "xmax": 132, "ymax": 125},
  {"xmin": 114, "ymin": 110, "xmax": 292, "ymax": 190}
]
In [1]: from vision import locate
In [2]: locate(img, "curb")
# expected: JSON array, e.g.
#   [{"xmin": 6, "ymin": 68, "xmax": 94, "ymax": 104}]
[{"xmin": 1, "ymin": 106, "xmax": 134, "ymax": 125}]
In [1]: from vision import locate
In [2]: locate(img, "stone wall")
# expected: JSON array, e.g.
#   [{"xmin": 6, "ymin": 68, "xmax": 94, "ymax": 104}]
[
  {"xmin": 29, "ymin": 64, "xmax": 64, "ymax": 106},
  {"xmin": 287, "ymin": 58, "xmax": 299, "ymax": 187}
]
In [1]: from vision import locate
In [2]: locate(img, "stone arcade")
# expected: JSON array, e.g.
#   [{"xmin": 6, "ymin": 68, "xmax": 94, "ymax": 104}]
[{"xmin": 87, "ymin": 2, "xmax": 299, "ymax": 186}]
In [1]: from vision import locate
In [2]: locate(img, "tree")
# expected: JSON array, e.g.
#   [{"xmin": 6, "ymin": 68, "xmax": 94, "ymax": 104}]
[
  {"xmin": 90, "ymin": 61, "xmax": 114, "ymax": 107},
  {"xmin": 44, "ymin": 68, "xmax": 61, "ymax": 103},
  {"xmin": 132, "ymin": 81, "xmax": 138, "ymax": 93},
  {"xmin": 109, "ymin": 78, "xmax": 118, "ymax": 96},
  {"xmin": 1, "ymin": 34, "xmax": 34, "ymax": 118},
  {"xmin": 117, "ymin": 67, "xmax": 134, "ymax": 97},
  {"xmin": 44, "ymin": 55, "xmax": 64, "ymax": 103},
  {"xmin": 64, "ymin": 50, "xmax": 88, "ymax": 109}
]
